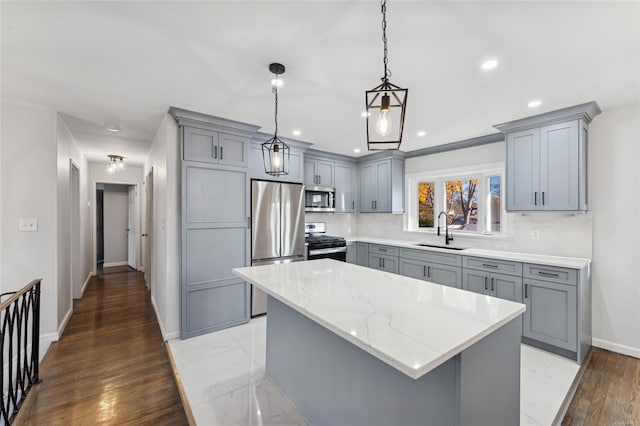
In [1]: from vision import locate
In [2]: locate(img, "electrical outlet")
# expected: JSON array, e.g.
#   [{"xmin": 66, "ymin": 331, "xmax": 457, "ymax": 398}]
[
  {"xmin": 387, "ymin": 222, "xmax": 392, "ymax": 230},
  {"xmin": 18, "ymin": 218, "xmax": 38, "ymax": 232},
  {"xmin": 530, "ymin": 229, "xmax": 540, "ymax": 240}
]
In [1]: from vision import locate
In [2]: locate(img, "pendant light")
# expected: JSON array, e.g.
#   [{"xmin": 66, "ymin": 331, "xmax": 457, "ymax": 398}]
[
  {"xmin": 107, "ymin": 155, "xmax": 125, "ymax": 173},
  {"xmin": 365, "ymin": 0, "xmax": 408, "ymax": 151},
  {"xmin": 262, "ymin": 63, "xmax": 290, "ymax": 176}
]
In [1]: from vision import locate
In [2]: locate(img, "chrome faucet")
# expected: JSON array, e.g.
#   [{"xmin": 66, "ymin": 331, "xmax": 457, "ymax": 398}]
[{"xmin": 437, "ymin": 211, "xmax": 454, "ymax": 245}]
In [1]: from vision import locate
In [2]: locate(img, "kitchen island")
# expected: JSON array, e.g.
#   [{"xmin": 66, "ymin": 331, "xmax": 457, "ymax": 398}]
[{"xmin": 233, "ymin": 259, "xmax": 526, "ymax": 426}]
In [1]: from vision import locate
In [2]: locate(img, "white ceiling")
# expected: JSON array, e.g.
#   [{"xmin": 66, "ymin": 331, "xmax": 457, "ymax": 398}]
[{"xmin": 2, "ymin": 1, "xmax": 638, "ymax": 165}]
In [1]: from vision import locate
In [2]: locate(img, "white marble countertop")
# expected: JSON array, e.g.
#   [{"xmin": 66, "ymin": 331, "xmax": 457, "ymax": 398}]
[
  {"xmin": 347, "ymin": 236, "xmax": 590, "ymax": 269},
  {"xmin": 233, "ymin": 259, "xmax": 525, "ymax": 380}
]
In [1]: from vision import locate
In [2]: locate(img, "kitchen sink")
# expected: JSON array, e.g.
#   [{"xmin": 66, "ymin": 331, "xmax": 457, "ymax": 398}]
[{"xmin": 414, "ymin": 243, "xmax": 466, "ymax": 251}]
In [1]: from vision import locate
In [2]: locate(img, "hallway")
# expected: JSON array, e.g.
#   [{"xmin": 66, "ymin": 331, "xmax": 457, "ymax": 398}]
[{"xmin": 14, "ymin": 267, "xmax": 188, "ymax": 425}]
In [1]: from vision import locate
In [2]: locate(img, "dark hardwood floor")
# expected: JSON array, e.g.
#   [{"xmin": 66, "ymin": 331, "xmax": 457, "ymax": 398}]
[
  {"xmin": 14, "ymin": 267, "xmax": 188, "ymax": 425},
  {"xmin": 563, "ymin": 347, "xmax": 640, "ymax": 426}
]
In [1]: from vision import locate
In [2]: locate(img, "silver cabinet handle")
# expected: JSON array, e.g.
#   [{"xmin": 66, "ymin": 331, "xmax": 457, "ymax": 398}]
[
  {"xmin": 352, "ymin": 200, "xmax": 355, "ymax": 210},
  {"xmin": 534, "ymin": 192, "xmax": 537, "ymax": 205},
  {"xmin": 484, "ymin": 276, "xmax": 488, "ymax": 291},
  {"xmin": 247, "ymin": 216, "xmax": 251, "ymax": 229},
  {"xmin": 525, "ymin": 283, "xmax": 528, "ymax": 298},
  {"xmin": 214, "ymin": 145, "xmax": 218, "ymax": 159},
  {"xmin": 423, "ymin": 265, "xmax": 427, "ymax": 277},
  {"xmin": 491, "ymin": 277, "xmax": 494, "ymax": 292},
  {"xmin": 220, "ymin": 146, "xmax": 223, "ymax": 159},
  {"xmin": 427, "ymin": 266, "xmax": 431, "ymax": 278},
  {"xmin": 482, "ymin": 263, "xmax": 498, "ymax": 269},
  {"xmin": 542, "ymin": 192, "xmax": 545, "ymax": 205},
  {"xmin": 537, "ymin": 271, "xmax": 559, "ymax": 278}
]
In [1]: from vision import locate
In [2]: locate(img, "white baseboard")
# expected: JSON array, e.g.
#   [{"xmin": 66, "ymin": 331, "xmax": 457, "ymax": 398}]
[
  {"xmin": 57, "ymin": 308, "xmax": 72, "ymax": 339},
  {"xmin": 151, "ymin": 295, "xmax": 169, "ymax": 341},
  {"xmin": 593, "ymin": 337, "xmax": 640, "ymax": 359},
  {"xmin": 39, "ymin": 332, "xmax": 59, "ymax": 363},
  {"xmin": 103, "ymin": 261, "xmax": 128, "ymax": 268},
  {"xmin": 165, "ymin": 330, "xmax": 180, "ymax": 340},
  {"xmin": 80, "ymin": 271, "xmax": 94, "ymax": 296}
]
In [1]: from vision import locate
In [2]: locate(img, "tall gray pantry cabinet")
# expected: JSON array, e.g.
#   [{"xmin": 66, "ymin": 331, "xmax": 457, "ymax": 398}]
[{"xmin": 171, "ymin": 108, "xmax": 260, "ymax": 339}]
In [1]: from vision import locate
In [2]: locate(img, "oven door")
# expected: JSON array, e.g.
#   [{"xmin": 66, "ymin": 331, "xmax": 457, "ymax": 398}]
[{"xmin": 307, "ymin": 246, "xmax": 347, "ymax": 262}]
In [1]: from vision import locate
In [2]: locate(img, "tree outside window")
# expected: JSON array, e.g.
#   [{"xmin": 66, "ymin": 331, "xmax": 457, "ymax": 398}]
[
  {"xmin": 445, "ymin": 179, "xmax": 478, "ymax": 231},
  {"xmin": 418, "ymin": 182, "xmax": 434, "ymax": 228}
]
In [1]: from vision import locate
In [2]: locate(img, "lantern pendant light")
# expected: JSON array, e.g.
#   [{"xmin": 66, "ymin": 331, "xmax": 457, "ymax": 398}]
[
  {"xmin": 365, "ymin": 0, "xmax": 408, "ymax": 151},
  {"xmin": 262, "ymin": 63, "xmax": 290, "ymax": 176}
]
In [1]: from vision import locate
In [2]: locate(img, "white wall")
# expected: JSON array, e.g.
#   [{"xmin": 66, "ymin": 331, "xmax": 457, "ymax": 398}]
[
  {"xmin": 56, "ymin": 114, "xmax": 91, "ymax": 332},
  {"xmin": 1, "ymin": 103, "xmax": 59, "ymax": 352},
  {"xmin": 89, "ymin": 162, "xmax": 143, "ymax": 273},
  {"xmin": 589, "ymin": 104, "xmax": 640, "ymax": 358},
  {"xmin": 102, "ymin": 185, "xmax": 129, "ymax": 265},
  {"xmin": 144, "ymin": 113, "xmax": 180, "ymax": 340}
]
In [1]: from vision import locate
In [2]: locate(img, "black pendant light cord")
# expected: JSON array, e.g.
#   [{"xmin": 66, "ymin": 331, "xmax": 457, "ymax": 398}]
[
  {"xmin": 273, "ymin": 85, "xmax": 279, "ymax": 138},
  {"xmin": 381, "ymin": 0, "xmax": 391, "ymax": 83}
]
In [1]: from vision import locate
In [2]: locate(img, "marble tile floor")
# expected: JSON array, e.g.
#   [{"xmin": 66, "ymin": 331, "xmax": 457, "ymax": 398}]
[{"xmin": 169, "ymin": 316, "xmax": 579, "ymax": 426}]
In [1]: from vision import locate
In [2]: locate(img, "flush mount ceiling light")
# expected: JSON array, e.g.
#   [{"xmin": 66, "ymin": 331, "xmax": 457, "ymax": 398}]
[
  {"xmin": 365, "ymin": 0, "xmax": 408, "ymax": 151},
  {"xmin": 262, "ymin": 63, "xmax": 290, "ymax": 176},
  {"xmin": 107, "ymin": 155, "xmax": 125, "ymax": 173}
]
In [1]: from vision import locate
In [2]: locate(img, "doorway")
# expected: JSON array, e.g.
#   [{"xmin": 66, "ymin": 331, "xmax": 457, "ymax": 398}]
[
  {"xmin": 144, "ymin": 168, "xmax": 153, "ymax": 290},
  {"xmin": 96, "ymin": 183, "xmax": 138, "ymax": 271},
  {"xmin": 70, "ymin": 161, "xmax": 82, "ymax": 298}
]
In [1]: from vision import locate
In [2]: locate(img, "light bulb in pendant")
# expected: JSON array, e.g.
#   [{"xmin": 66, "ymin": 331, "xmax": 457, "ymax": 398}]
[
  {"xmin": 375, "ymin": 94, "xmax": 392, "ymax": 137},
  {"xmin": 272, "ymin": 144, "xmax": 282, "ymax": 170}
]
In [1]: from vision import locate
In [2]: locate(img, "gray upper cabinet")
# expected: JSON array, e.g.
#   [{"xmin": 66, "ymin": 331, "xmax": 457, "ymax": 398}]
[
  {"xmin": 358, "ymin": 155, "xmax": 404, "ymax": 214},
  {"xmin": 334, "ymin": 162, "xmax": 356, "ymax": 213},
  {"xmin": 497, "ymin": 102, "xmax": 601, "ymax": 212},
  {"xmin": 304, "ymin": 157, "xmax": 334, "ymax": 187},
  {"xmin": 183, "ymin": 126, "xmax": 249, "ymax": 167}
]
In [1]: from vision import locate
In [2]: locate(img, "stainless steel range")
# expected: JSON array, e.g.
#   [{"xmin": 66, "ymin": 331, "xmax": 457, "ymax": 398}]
[{"xmin": 305, "ymin": 222, "xmax": 347, "ymax": 262}]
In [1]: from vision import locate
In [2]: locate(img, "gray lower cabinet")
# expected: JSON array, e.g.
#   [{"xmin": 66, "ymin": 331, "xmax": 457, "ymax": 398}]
[
  {"xmin": 462, "ymin": 269, "xmax": 523, "ymax": 302},
  {"xmin": 523, "ymin": 278, "xmax": 577, "ymax": 352},
  {"xmin": 346, "ymin": 242, "xmax": 356, "ymax": 264},
  {"xmin": 368, "ymin": 253, "xmax": 398, "ymax": 274},
  {"xmin": 356, "ymin": 242, "xmax": 369, "ymax": 266},
  {"xmin": 399, "ymin": 258, "xmax": 461, "ymax": 289}
]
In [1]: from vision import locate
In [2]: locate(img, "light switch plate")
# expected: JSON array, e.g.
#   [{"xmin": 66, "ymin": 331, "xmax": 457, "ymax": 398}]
[
  {"xmin": 530, "ymin": 229, "xmax": 540, "ymax": 240},
  {"xmin": 19, "ymin": 218, "xmax": 38, "ymax": 232}
]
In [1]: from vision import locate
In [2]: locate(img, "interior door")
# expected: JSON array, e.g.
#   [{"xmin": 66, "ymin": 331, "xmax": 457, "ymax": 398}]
[{"xmin": 127, "ymin": 185, "xmax": 137, "ymax": 269}]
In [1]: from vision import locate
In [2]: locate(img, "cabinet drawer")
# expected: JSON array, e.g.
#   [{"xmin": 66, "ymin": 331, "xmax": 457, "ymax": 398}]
[
  {"xmin": 524, "ymin": 263, "xmax": 577, "ymax": 285},
  {"xmin": 462, "ymin": 256, "xmax": 522, "ymax": 276},
  {"xmin": 368, "ymin": 244, "xmax": 398, "ymax": 256},
  {"xmin": 399, "ymin": 248, "xmax": 461, "ymax": 267}
]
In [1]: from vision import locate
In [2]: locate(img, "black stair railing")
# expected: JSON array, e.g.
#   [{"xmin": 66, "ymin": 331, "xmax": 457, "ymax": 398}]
[{"xmin": 0, "ymin": 279, "xmax": 41, "ymax": 424}]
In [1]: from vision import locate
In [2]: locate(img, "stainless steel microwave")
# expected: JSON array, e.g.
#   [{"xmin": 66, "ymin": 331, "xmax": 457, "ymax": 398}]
[{"xmin": 304, "ymin": 186, "xmax": 336, "ymax": 212}]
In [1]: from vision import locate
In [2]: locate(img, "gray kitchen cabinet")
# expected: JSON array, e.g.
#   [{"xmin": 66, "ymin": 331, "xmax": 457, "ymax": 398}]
[
  {"xmin": 183, "ymin": 126, "xmax": 249, "ymax": 167},
  {"xmin": 523, "ymin": 278, "xmax": 577, "ymax": 352},
  {"xmin": 356, "ymin": 242, "xmax": 369, "ymax": 266},
  {"xmin": 249, "ymin": 142, "xmax": 304, "ymax": 183},
  {"xmin": 399, "ymin": 258, "xmax": 462, "ymax": 289},
  {"xmin": 462, "ymin": 269, "xmax": 523, "ymax": 303},
  {"xmin": 304, "ymin": 157, "xmax": 334, "ymax": 187},
  {"xmin": 334, "ymin": 162, "xmax": 356, "ymax": 213},
  {"xmin": 346, "ymin": 241, "xmax": 356, "ymax": 264},
  {"xmin": 497, "ymin": 102, "xmax": 601, "ymax": 212},
  {"xmin": 358, "ymin": 155, "xmax": 404, "ymax": 214},
  {"xmin": 368, "ymin": 253, "xmax": 398, "ymax": 274}
]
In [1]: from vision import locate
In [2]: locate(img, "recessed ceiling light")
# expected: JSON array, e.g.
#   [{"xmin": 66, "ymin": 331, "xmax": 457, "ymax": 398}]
[
  {"xmin": 353, "ymin": 148, "xmax": 361, "ymax": 153},
  {"xmin": 105, "ymin": 125, "xmax": 121, "ymax": 132},
  {"xmin": 481, "ymin": 59, "xmax": 499, "ymax": 70},
  {"xmin": 528, "ymin": 100, "xmax": 542, "ymax": 108},
  {"xmin": 361, "ymin": 111, "xmax": 370, "ymax": 118},
  {"xmin": 417, "ymin": 130, "xmax": 427, "ymax": 137},
  {"xmin": 292, "ymin": 130, "xmax": 301, "ymax": 136},
  {"xmin": 271, "ymin": 78, "xmax": 283, "ymax": 87}
]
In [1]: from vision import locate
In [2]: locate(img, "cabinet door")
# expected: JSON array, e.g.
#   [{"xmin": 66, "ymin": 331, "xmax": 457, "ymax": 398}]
[
  {"xmin": 304, "ymin": 159, "xmax": 317, "ymax": 185},
  {"xmin": 356, "ymin": 242, "xmax": 369, "ymax": 266},
  {"xmin": 399, "ymin": 258, "xmax": 427, "ymax": 280},
  {"xmin": 523, "ymin": 279, "xmax": 577, "ymax": 351},
  {"xmin": 380, "ymin": 254, "xmax": 398, "ymax": 274},
  {"xmin": 334, "ymin": 162, "xmax": 356, "ymax": 213},
  {"xmin": 539, "ymin": 121, "xmax": 579, "ymax": 210},
  {"xmin": 185, "ymin": 166, "xmax": 247, "ymax": 223},
  {"xmin": 491, "ymin": 272, "xmax": 523, "ymax": 302},
  {"xmin": 374, "ymin": 159, "xmax": 392, "ymax": 212},
  {"xmin": 368, "ymin": 253, "xmax": 383, "ymax": 271},
  {"xmin": 317, "ymin": 160, "xmax": 334, "ymax": 187},
  {"xmin": 346, "ymin": 243, "xmax": 356, "ymax": 264},
  {"xmin": 218, "ymin": 133, "xmax": 248, "ymax": 167},
  {"xmin": 506, "ymin": 128, "xmax": 540, "ymax": 211},
  {"xmin": 428, "ymin": 264, "xmax": 462, "ymax": 289},
  {"xmin": 462, "ymin": 269, "xmax": 490, "ymax": 295},
  {"xmin": 184, "ymin": 127, "xmax": 218, "ymax": 163},
  {"xmin": 359, "ymin": 163, "xmax": 375, "ymax": 212}
]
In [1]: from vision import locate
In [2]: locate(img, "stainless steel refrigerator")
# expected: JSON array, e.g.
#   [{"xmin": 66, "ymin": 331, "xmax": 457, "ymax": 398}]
[{"xmin": 251, "ymin": 180, "xmax": 305, "ymax": 316}]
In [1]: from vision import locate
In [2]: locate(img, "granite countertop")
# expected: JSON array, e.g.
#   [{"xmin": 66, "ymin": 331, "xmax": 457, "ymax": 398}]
[
  {"xmin": 233, "ymin": 259, "xmax": 525, "ymax": 380},
  {"xmin": 346, "ymin": 236, "xmax": 590, "ymax": 269}
]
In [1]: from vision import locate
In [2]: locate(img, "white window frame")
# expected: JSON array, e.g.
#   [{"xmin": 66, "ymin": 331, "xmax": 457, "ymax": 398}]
[{"xmin": 404, "ymin": 162, "xmax": 507, "ymax": 238}]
